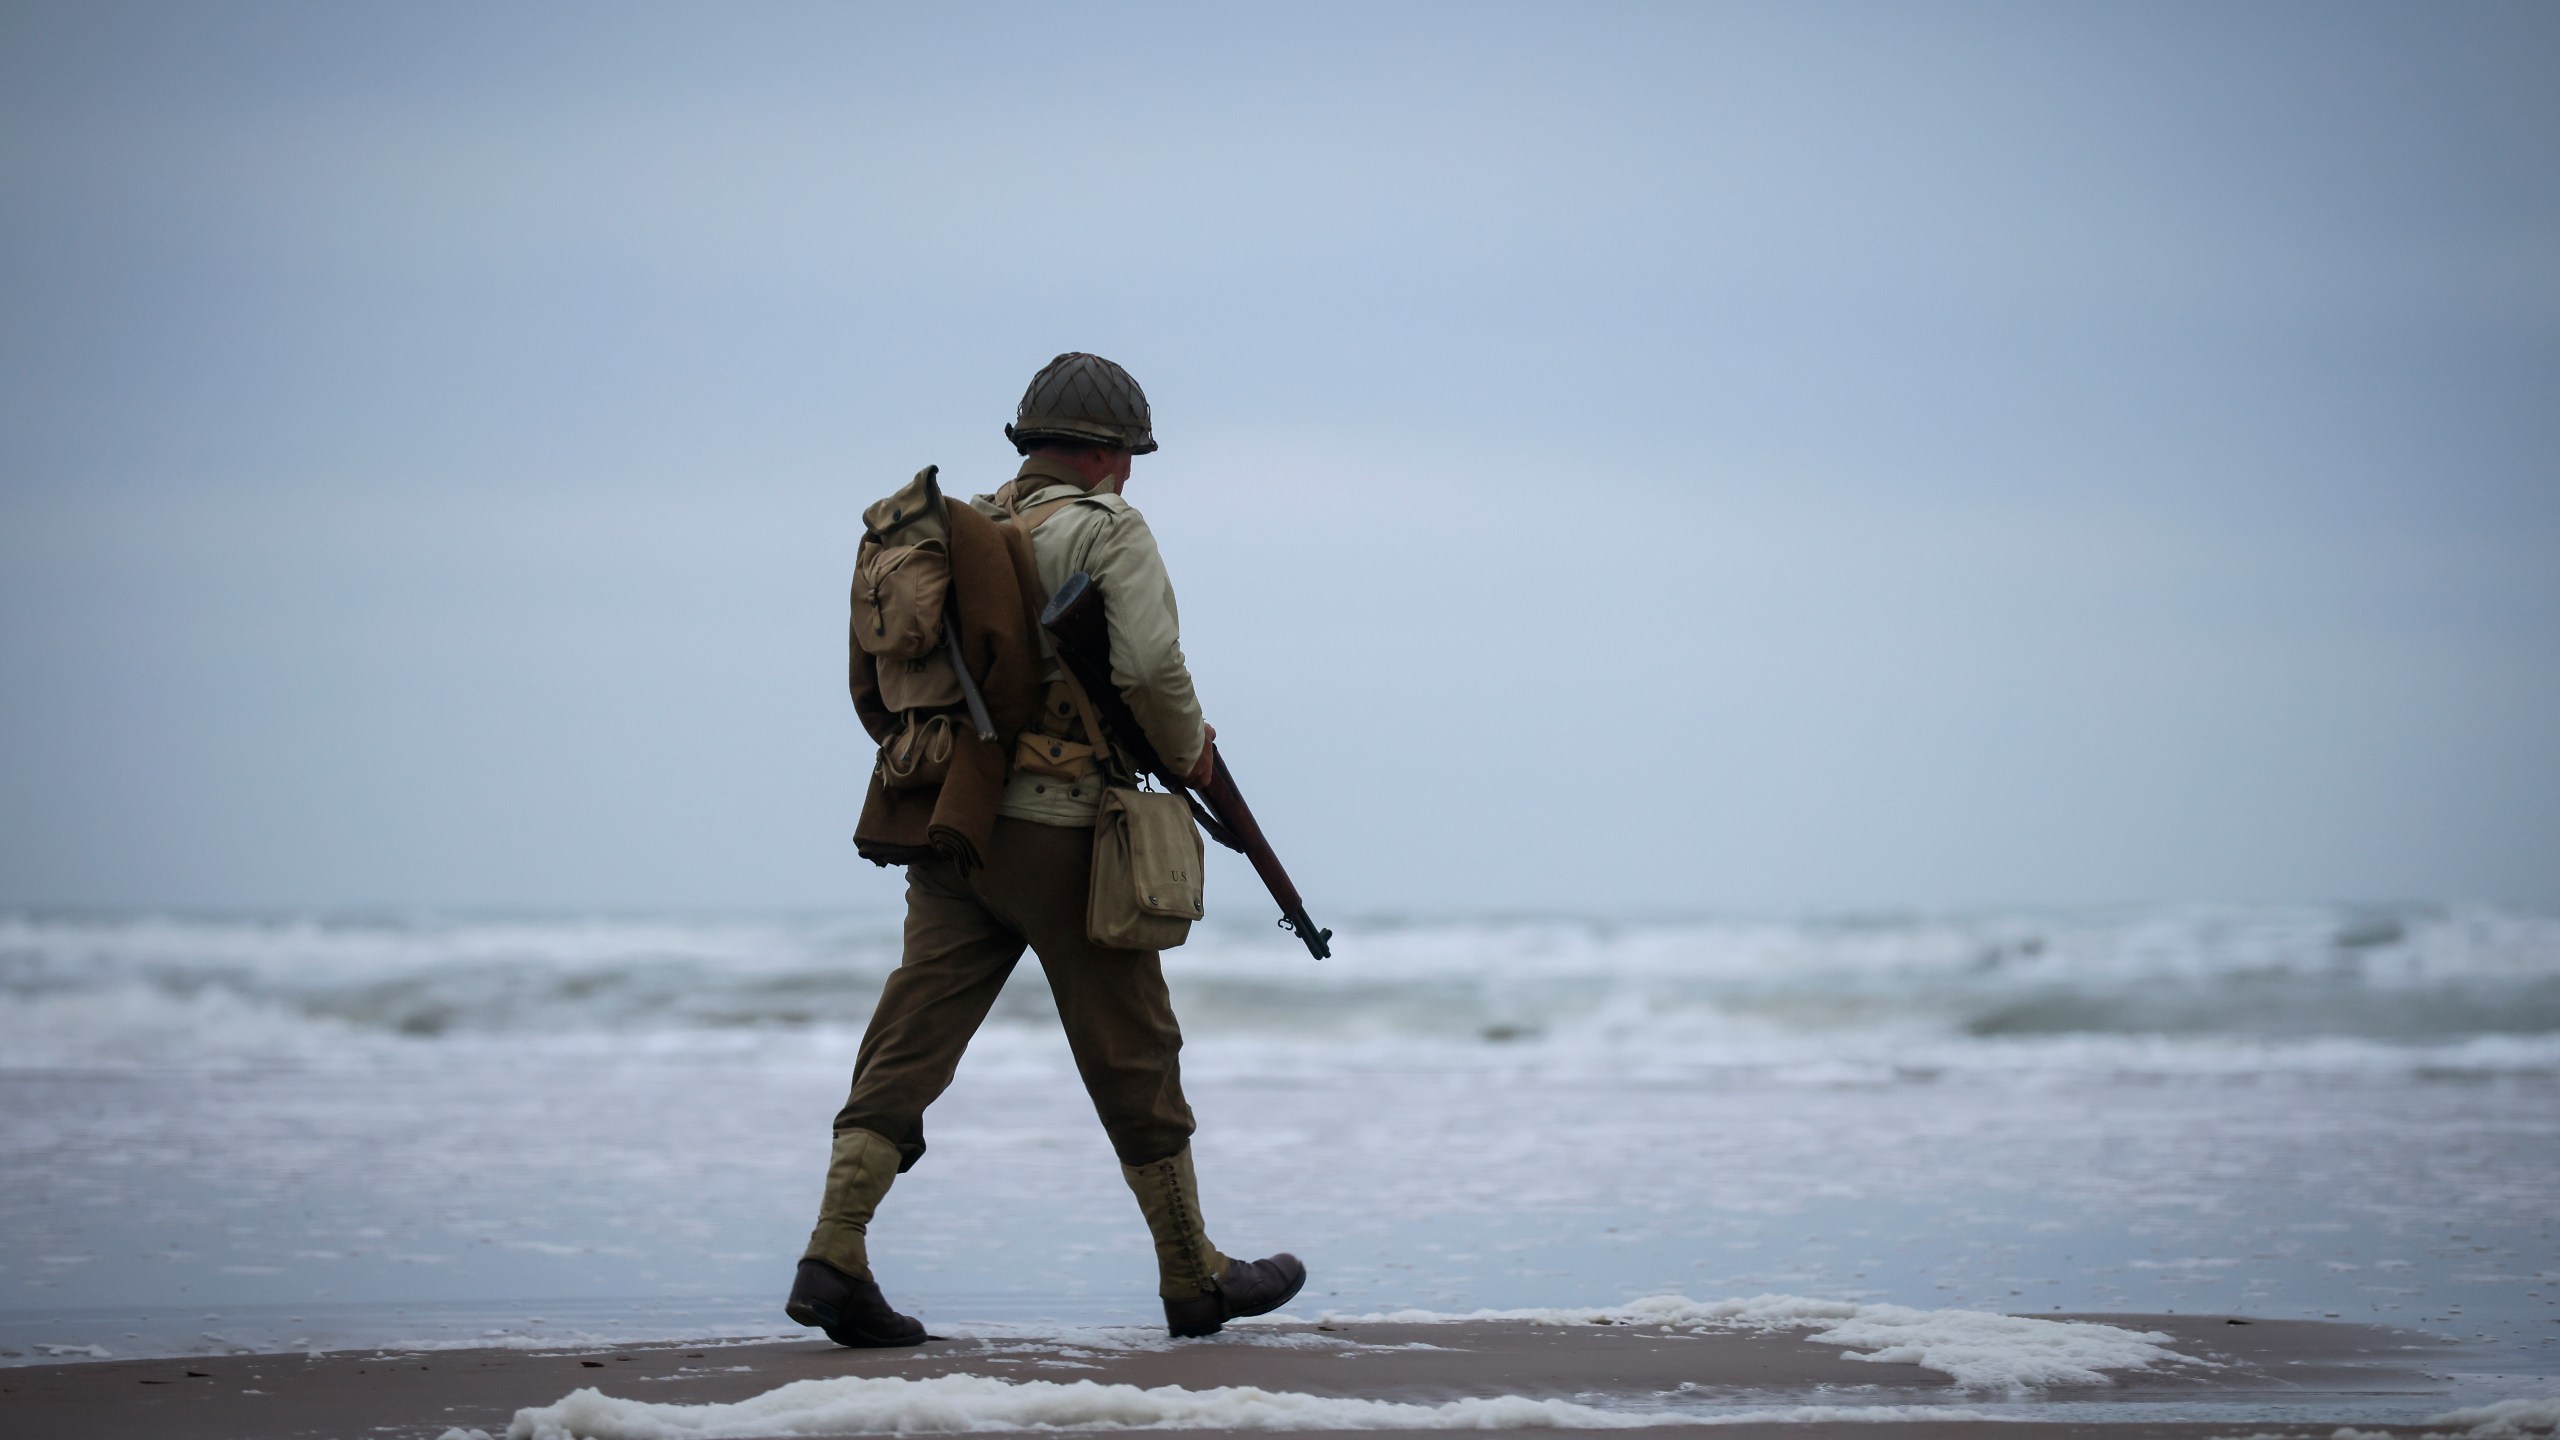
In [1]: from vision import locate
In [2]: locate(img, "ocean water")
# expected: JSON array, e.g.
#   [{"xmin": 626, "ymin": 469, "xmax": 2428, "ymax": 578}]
[{"xmin": 2, "ymin": 902, "xmax": 2555, "ymax": 1382}]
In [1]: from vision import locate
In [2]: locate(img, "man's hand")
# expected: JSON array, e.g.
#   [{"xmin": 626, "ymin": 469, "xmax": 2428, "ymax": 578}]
[{"xmin": 1186, "ymin": 723, "xmax": 1218, "ymax": 788}]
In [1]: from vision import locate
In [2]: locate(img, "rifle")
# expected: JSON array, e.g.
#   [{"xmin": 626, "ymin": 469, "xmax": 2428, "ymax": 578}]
[{"xmin": 1040, "ymin": 571, "xmax": 1333, "ymax": 960}]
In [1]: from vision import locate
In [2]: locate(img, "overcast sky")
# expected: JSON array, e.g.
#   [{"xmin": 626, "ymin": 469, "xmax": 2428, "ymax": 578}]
[{"xmin": 2, "ymin": 1, "xmax": 2554, "ymax": 914}]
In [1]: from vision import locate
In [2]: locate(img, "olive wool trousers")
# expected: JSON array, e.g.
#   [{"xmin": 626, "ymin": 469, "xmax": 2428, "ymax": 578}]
[{"xmin": 833, "ymin": 816, "xmax": 1199, "ymax": 1171}]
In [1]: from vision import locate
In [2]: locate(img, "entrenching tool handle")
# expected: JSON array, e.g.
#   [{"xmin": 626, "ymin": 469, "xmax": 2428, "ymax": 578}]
[
  {"xmin": 942, "ymin": 603, "xmax": 997, "ymax": 742},
  {"xmin": 1040, "ymin": 572, "xmax": 1333, "ymax": 961}
]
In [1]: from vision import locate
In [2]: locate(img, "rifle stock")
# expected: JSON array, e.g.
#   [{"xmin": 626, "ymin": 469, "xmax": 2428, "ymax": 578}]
[{"xmin": 1040, "ymin": 571, "xmax": 1333, "ymax": 960}]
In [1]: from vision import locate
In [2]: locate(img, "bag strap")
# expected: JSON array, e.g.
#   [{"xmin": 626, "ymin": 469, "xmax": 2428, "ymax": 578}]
[{"xmin": 1053, "ymin": 661, "xmax": 1130, "ymax": 787}]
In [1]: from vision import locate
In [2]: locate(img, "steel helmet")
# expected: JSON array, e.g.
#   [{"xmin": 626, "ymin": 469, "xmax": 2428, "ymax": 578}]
[{"xmin": 1005, "ymin": 352, "xmax": 1158, "ymax": 455}]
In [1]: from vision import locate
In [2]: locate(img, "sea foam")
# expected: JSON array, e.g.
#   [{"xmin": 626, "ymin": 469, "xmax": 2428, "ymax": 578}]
[
  {"xmin": 1310, "ymin": 1294, "xmax": 2188, "ymax": 1392},
  {"xmin": 439, "ymin": 1373, "xmax": 1997, "ymax": 1439}
]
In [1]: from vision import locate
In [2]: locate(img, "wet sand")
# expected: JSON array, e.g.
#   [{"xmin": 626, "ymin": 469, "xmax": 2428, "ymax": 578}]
[{"xmin": 0, "ymin": 1311, "xmax": 2492, "ymax": 1440}]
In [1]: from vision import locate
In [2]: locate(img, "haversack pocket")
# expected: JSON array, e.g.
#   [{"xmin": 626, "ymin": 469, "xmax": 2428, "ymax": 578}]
[
  {"xmin": 880, "ymin": 711, "xmax": 959, "ymax": 790},
  {"xmin": 877, "ymin": 650, "xmax": 965, "ymax": 713},
  {"xmin": 1087, "ymin": 787, "xmax": 1205, "ymax": 951},
  {"xmin": 851, "ymin": 539, "xmax": 951, "ymax": 660}
]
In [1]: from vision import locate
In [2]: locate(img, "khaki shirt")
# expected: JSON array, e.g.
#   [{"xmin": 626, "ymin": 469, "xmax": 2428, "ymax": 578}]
[{"xmin": 974, "ymin": 455, "xmax": 1206, "ymax": 827}]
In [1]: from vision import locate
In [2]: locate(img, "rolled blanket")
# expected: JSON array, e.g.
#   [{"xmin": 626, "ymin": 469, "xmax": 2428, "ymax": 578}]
[{"xmin": 852, "ymin": 483, "xmax": 1043, "ymax": 870}]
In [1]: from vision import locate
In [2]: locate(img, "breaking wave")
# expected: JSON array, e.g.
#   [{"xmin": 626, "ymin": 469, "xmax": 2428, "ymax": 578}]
[{"xmin": 3, "ymin": 904, "xmax": 2555, "ymax": 1076}]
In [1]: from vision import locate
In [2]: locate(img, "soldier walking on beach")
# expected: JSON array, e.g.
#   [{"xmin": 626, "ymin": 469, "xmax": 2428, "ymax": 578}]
[{"xmin": 786, "ymin": 354, "xmax": 1306, "ymax": 1347}]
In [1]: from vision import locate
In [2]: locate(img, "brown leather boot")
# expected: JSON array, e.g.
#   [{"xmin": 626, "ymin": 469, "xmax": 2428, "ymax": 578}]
[
  {"xmin": 785, "ymin": 1257, "xmax": 927, "ymax": 1348},
  {"xmin": 787, "ymin": 1128, "xmax": 926, "ymax": 1348},
  {"xmin": 1121, "ymin": 1146, "xmax": 1306, "ymax": 1337},
  {"xmin": 1163, "ymin": 1252, "xmax": 1308, "ymax": 1338}
]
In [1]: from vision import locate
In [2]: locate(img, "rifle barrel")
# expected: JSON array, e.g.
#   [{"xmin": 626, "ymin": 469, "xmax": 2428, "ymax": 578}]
[{"xmin": 1199, "ymin": 753, "xmax": 1331, "ymax": 960}]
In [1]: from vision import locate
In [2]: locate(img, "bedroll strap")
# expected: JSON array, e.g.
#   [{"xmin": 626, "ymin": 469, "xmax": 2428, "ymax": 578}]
[
  {"xmin": 1018, "ymin": 494, "xmax": 1082, "ymax": 532},
  {"xmin": 1012, "ymin": 489, "xmax": 1121, "ymax": 772}
]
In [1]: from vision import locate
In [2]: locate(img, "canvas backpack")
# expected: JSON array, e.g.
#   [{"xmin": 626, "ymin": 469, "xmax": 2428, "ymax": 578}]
[{"xmin": 854, "ymin": 467, "xmax": 970, "ymax": 784}]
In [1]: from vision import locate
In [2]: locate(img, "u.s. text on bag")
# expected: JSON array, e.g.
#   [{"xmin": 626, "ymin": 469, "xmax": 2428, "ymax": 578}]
[
  {"xmin": 877, "ymin": 650, "xmax": 965, "ymax": 712},
  {"xmin": 1088, "ymin": 786, "xmax": 1205, "ymax": 951}
]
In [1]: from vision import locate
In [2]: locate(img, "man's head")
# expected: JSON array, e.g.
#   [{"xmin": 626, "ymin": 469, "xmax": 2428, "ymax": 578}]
[{"xmin": 1006, "ymin": 353, "xmax": 1156, "ymax": 458}]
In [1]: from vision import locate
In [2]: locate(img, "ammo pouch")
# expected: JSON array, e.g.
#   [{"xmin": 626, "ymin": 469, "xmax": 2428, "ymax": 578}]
[
  {"xmin": 1088, "ymin": 786, "xmax": 1204, "ymax": 951},
  {"xmin": 1014, "ymin": 727, "xmax": 1098, "ymax": 781},
  {"xmin": 880, "ymin": 711, "xmax": 960, "ymax": 790}
]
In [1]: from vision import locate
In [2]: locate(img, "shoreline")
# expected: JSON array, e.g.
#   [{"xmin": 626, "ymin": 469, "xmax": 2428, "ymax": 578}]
[{"xmin": 4, "ymin": 1311, "xmax": 2529, "ymax": 1440}]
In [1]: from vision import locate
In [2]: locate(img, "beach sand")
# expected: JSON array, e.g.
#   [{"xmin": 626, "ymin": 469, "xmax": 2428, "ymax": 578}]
[{"xmin": 0, "ymin": 1312, "xmax": 2503, "ymax": 1439}]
